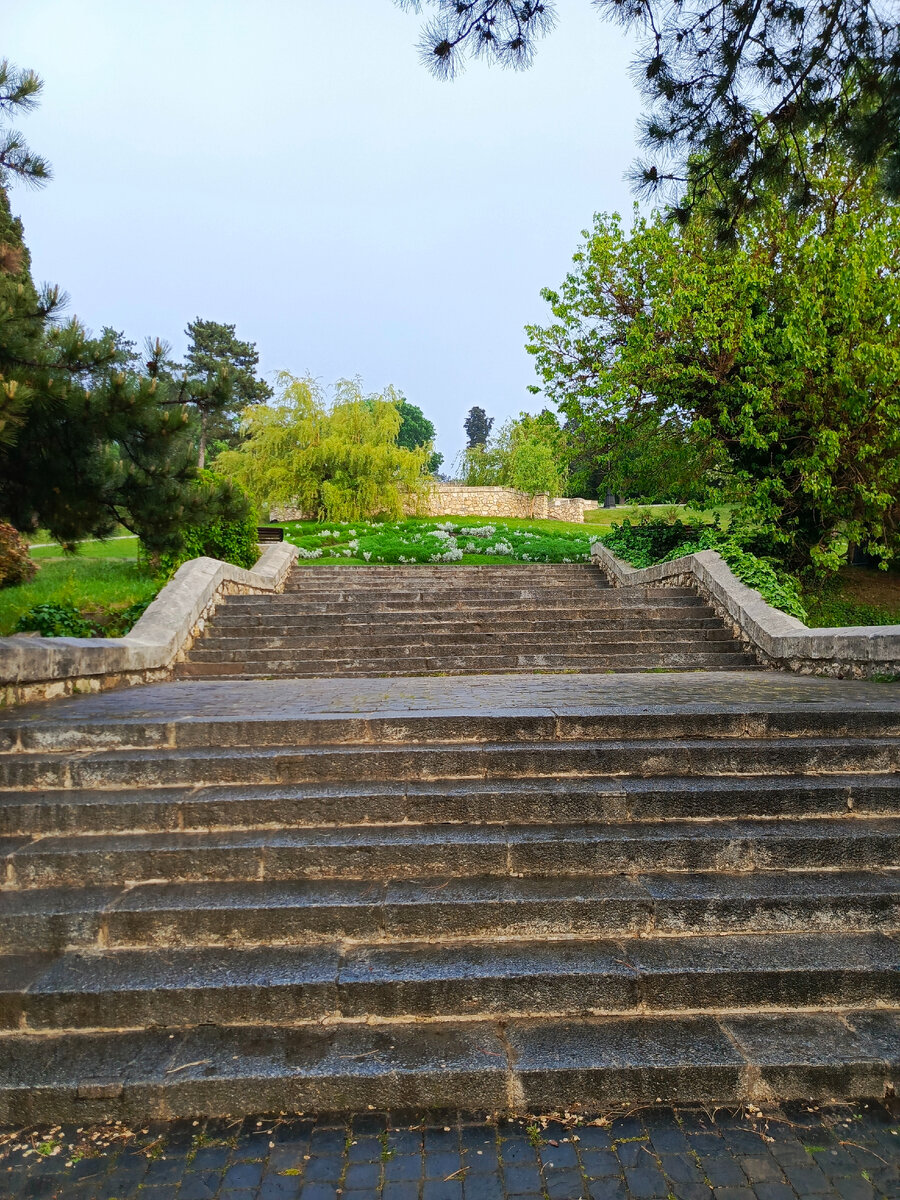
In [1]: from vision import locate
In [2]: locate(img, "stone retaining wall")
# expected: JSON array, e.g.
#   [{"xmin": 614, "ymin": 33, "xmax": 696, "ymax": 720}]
[
  {"xmin": 592, "ymin": 541, "xmax": 900, "ymax": 679},
  {"xmin": 272, "ymin": 485, "xmax": 599, "ymax": 524},
  {"xmin": 0, "ymin": 542, "xmax": 299, "ymax": 706}
]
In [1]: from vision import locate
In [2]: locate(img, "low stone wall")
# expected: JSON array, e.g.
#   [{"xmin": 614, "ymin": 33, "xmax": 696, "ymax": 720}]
[
  {"xmin": 0, "ymin": 542, "xmax": 299, "ymax": 706},
  {"xmin": 271, "ymin": 486, "xmax": 599, "ymax": 524},
  {"xmin": 592, "ymin": 542, "xmax": 900, "ymax": 679}
]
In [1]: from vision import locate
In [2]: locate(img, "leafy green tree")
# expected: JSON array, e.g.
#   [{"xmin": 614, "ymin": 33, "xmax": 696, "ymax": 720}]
[
  {"xmin": 464, "ymin": 405, "xmax": 494, "ymax": 447},
  {"xmin": 397, "ymin": 1, "xmax": 900, "ymax": 233},
  {"xmin": 183, "ymin": 318, "xmax": 273, "ymax": 467},
  {"xmin": 508, "ymin": 436, "xmax": 566, "ymax": 510},
  {"xmin": 216, "ymin": 374, "xmax": 430, "ymax": 521},
  {"xmin": 394, "ymin": 397, "xmax": 443, "ymax": 474},
  {"xmin": 457, "ymin": 409, "xmax": 567, "ymax": 498},
  {"xmin": 526, "ymin": 148, "xmax": 900, "ymax": 571}
]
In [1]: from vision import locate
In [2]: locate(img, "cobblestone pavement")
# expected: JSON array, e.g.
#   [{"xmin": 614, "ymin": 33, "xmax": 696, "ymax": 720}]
[{"xmin": 1, "ymin": 1104, "xmax": 898, "ymax": 1200}]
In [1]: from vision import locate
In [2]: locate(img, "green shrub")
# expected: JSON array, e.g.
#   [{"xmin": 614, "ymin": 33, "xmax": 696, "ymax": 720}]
[
  {"xmin": 15, "ymin": 602, "xmax": 96, "ymax": 637},
  {"xmin": 148, "ymin": 513, "xmax": 259, "ymax": 579},
  {"xmin": 103, "ymin": 596, "xmax": 155, "ymax": 636},
  {"xmin": 600, "ymin": 515, "xmax": 808, "ymax": 622},
  {"xmin": 0, "ymin": 522, "xmax": 37, "ymax": 589}
]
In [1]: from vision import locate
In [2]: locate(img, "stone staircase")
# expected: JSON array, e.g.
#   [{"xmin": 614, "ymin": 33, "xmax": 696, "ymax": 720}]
[
  {"xmin": 176, "ymin": 564, "xmax": 756, "ymax": 678},
  {"xmin": 0, "ymin": 674, "xmax": 899, "ymax": 1122}
]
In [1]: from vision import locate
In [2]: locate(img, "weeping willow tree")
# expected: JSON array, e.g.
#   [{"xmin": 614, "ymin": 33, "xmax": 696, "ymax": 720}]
[{"xmin": 217, "ymin": 373, "xmax": 430, "ymax": 521}]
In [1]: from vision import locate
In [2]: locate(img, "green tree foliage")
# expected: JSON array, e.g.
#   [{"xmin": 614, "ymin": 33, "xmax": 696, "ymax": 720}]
[
  {"xmin": 217, "ymin": 374, "xmax": 431, "ymax": 521},
  {"xmin": 458, "ymin": 410, "xmax": 567, "ymax": 500},
  {"xmin": 152, "ymin": 471, "xmax": 260, "ymax": 576},
  {"xmin": 397, "ymin": 2, "xmax": 900, "ymax": 232},
  {"xmin": 526, "ymin": 150, "xmax": 900, "ymax": 572},
  {"xmin": 183, "ymin": 318, "xmax": 273, "ymax": 466},
  {"xmin": 394, "ymin": 397, "xmax": 443, "ymax": 474},
  {"xmin": 463, "ymin": 405, "xmax": 494, "ymax": 447},
  {"xmin": 0, "ymin": 59, "xmax": 51, "ymax": 188}
]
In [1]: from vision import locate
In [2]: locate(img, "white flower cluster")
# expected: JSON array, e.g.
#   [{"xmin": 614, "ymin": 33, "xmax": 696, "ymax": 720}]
[
  {"xmin": 429, "ymin": 546, "xmax": 463, "ymax": 562},
  {"xmin": 295, "ymin": 546, "xmax": 324, "ymax": 559},
  {"xmin": 459, "ymin": 525, "xmax": 495, "ymax": 537}
]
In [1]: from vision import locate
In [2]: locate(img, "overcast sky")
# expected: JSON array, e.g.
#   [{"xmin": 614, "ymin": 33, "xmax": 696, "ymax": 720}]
[{"xmin": 6, "ymin": 1, "xmax": 642, "ymax": 470}]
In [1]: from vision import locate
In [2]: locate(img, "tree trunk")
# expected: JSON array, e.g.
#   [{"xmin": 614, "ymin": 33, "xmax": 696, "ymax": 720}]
[{"xmin": 198, "ymin": 412, "xmax": 207, "ymax": 470}]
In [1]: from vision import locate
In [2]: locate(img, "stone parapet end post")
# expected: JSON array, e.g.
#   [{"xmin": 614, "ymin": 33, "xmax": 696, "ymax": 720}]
[{"xmin": 0, "ymin": 542, "xmax": 299, "ymax": 706}]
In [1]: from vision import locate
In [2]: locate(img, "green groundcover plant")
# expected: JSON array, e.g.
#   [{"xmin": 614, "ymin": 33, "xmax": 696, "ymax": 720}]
[
  {"xmin": 280, "ymin": 518, "xmax": 593, "ymax": 565},
  {"xmin": 600, "ymin": 515, "xmax": 809, "ymax": 622}
]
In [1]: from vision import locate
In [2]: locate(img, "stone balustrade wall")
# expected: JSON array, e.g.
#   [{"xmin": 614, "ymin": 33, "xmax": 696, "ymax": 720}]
[{"xmin": 272, "ymin": 486, "xmax": 599, "ymax": 524}]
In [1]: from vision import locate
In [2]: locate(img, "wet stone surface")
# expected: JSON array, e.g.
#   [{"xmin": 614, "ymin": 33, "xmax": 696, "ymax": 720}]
[
  {"xmin": 1, "ymin": 1103, "xmax": 898, "ymax": 1200},
  {"xmin": 6, "ymin": 669, "xmax": 900, "ymax": 730}
]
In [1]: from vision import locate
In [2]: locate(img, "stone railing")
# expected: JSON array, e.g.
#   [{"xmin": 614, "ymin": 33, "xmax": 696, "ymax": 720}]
[
  {"xmin": 0, "ymin": 542, "xmax": 299, "ymax": 706},
  {"xmin": 271, "ymin": 486, "xmax": 600, "ymax": 524},
  {"xmin": 591, "ymin": 541, "xmax": 900, "ymax": 679}
]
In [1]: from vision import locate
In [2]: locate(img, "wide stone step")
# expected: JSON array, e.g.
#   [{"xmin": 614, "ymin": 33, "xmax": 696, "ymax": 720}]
[
  {"xmin": 5, "ymin": 735, "xmax": 895, "ymax": 789},
  {"xmin": 206, "ymin": 612, "xmax": 726, "ymax": 634},
  {"xmin": 5, "ymin": 932, "xmax": 899, "ymax": 1032},
  {"xmin": 2, "ymin": 1009, "xmax": 899, "ymax": 1123},
  {"xmin": 187, "ymin": 632, "xmax": 742, "ymax": 658},
  {"xmin": 219, "ymin": 598, "xmax": 711, "ymax": 617},
  {"xmin": 284, "ymin": 567, "xmax": 605, "ymax": 583},
  {"xmin": 184, "ymin": 641, "xmax": 746, "ymax": 665},
  {"xmin": 227, "ymin": 585, "xmax": 701, "ymax": 604},
  {"xmin": 175, "ymin": 653, "xmax": 756, "ymax": 678},
  {"xmin": 10, "ymin": 702, "xmax": 895, "ymax": 754},
  {"xmin": 197, "ymin": 623, "xmax": 735, "ymax": 647},
  {"xmin": 3, "ymin": 775, "xmax": 896, "ymax": 837},
  {"xmin": 4, "ymin": 869, "xmax": 899, "ymax": 953},
  {"xmin": 6, "ymin": 816, "xmax": 900, "ymax": 888},
  {"xmin": 281, "ymin": 583, "xmax": 618, "ymax": 598}
]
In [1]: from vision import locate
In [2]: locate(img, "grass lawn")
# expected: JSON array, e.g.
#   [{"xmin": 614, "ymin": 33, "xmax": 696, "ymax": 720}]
[
  {"xmin": 276, "ymin": 506, "xmax": 725, "ymax": 567},
  {"xmin": 0, "ymin": 559, "xmax": 158, "ymax": 636},
  {"xmin": 28, "ymin": 535, "xmax": 140, "ymax": 560},
  {"xmin": 27, "ymin": 526, "xmax": 141, "ymax": 559},
  {"xmin": 803, "ymin": 568, "xmax": 900, "ymax": 628}
]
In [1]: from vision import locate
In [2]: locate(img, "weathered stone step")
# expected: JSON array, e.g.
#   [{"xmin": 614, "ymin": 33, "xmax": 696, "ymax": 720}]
[
  {"xmin": 219, "ymin": 597, "xmax": 711, "ymax": 616},
  {"xmin": 4, "ymin": 869, "xmax": 899, "ymax": 953},
  {"xmin": 286, "ymin": 564, "xmax": 602, "ymax": 573},
  {"xmin": 2, "ymin": 1009, "xmax": 899, "ymax": 1123},
  {"xmin": 6, "ymin": 774, "xmax": 893, "ymax": 837},
  {"xmin": 206, "ymin": 611, "xmax": 725, "ymax": 633},
  {"xmin": 187, "ymin": 634, "xmax": 743, "ymax": 660},
  {"xmin": 7, "ymin": 816, "xmax": 900, "ymax": 888},
  {"xmin": 175, "ymin": 653, "xmax": 757, "ymax": 678},
  {"xmin": 10, "ymin": 703, "xmax": 895, "ymax": 754},
  {"xmin": 5, "ymin": 931, "xmax": 899, "ymax": 1032},
  {"xmin": 184, "ymin": 642, "xmax": 747, "ymax": 666},
  {"xmin": 5, "ymin": 735, "xmax": 896, "ymax": 789},
  {"xmin": 283, "ymin": 567, "xmax": 605, "ymax": 585},
  {"xmin": 280, "ymin": 582, "xmax": 618, "ymax": 597},
  {"xmin": 197, "ymin": 625, "xmax": 736, "ymax": 649}
]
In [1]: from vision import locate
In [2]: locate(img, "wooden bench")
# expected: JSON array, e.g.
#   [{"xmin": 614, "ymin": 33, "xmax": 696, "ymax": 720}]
[{"xmin": 257, "ymin": 526, "xmax": 284, "ymax": 543}]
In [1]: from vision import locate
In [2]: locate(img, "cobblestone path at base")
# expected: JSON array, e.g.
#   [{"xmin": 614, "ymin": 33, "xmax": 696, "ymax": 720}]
[{"xmin": 2, "ymin": 1105, "xmax": 898, "ymax": 1200}]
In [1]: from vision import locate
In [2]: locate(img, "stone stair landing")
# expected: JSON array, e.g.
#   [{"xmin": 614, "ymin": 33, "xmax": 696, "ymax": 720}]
[{"xmin": 176, "ymin": 564, "xmax": 756, "ymax": 678}]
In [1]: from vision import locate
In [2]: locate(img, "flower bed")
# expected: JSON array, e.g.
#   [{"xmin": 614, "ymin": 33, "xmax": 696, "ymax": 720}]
[{"xmin": 278, "ymin": 518, "xmax": 593, "ymax": 565}]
